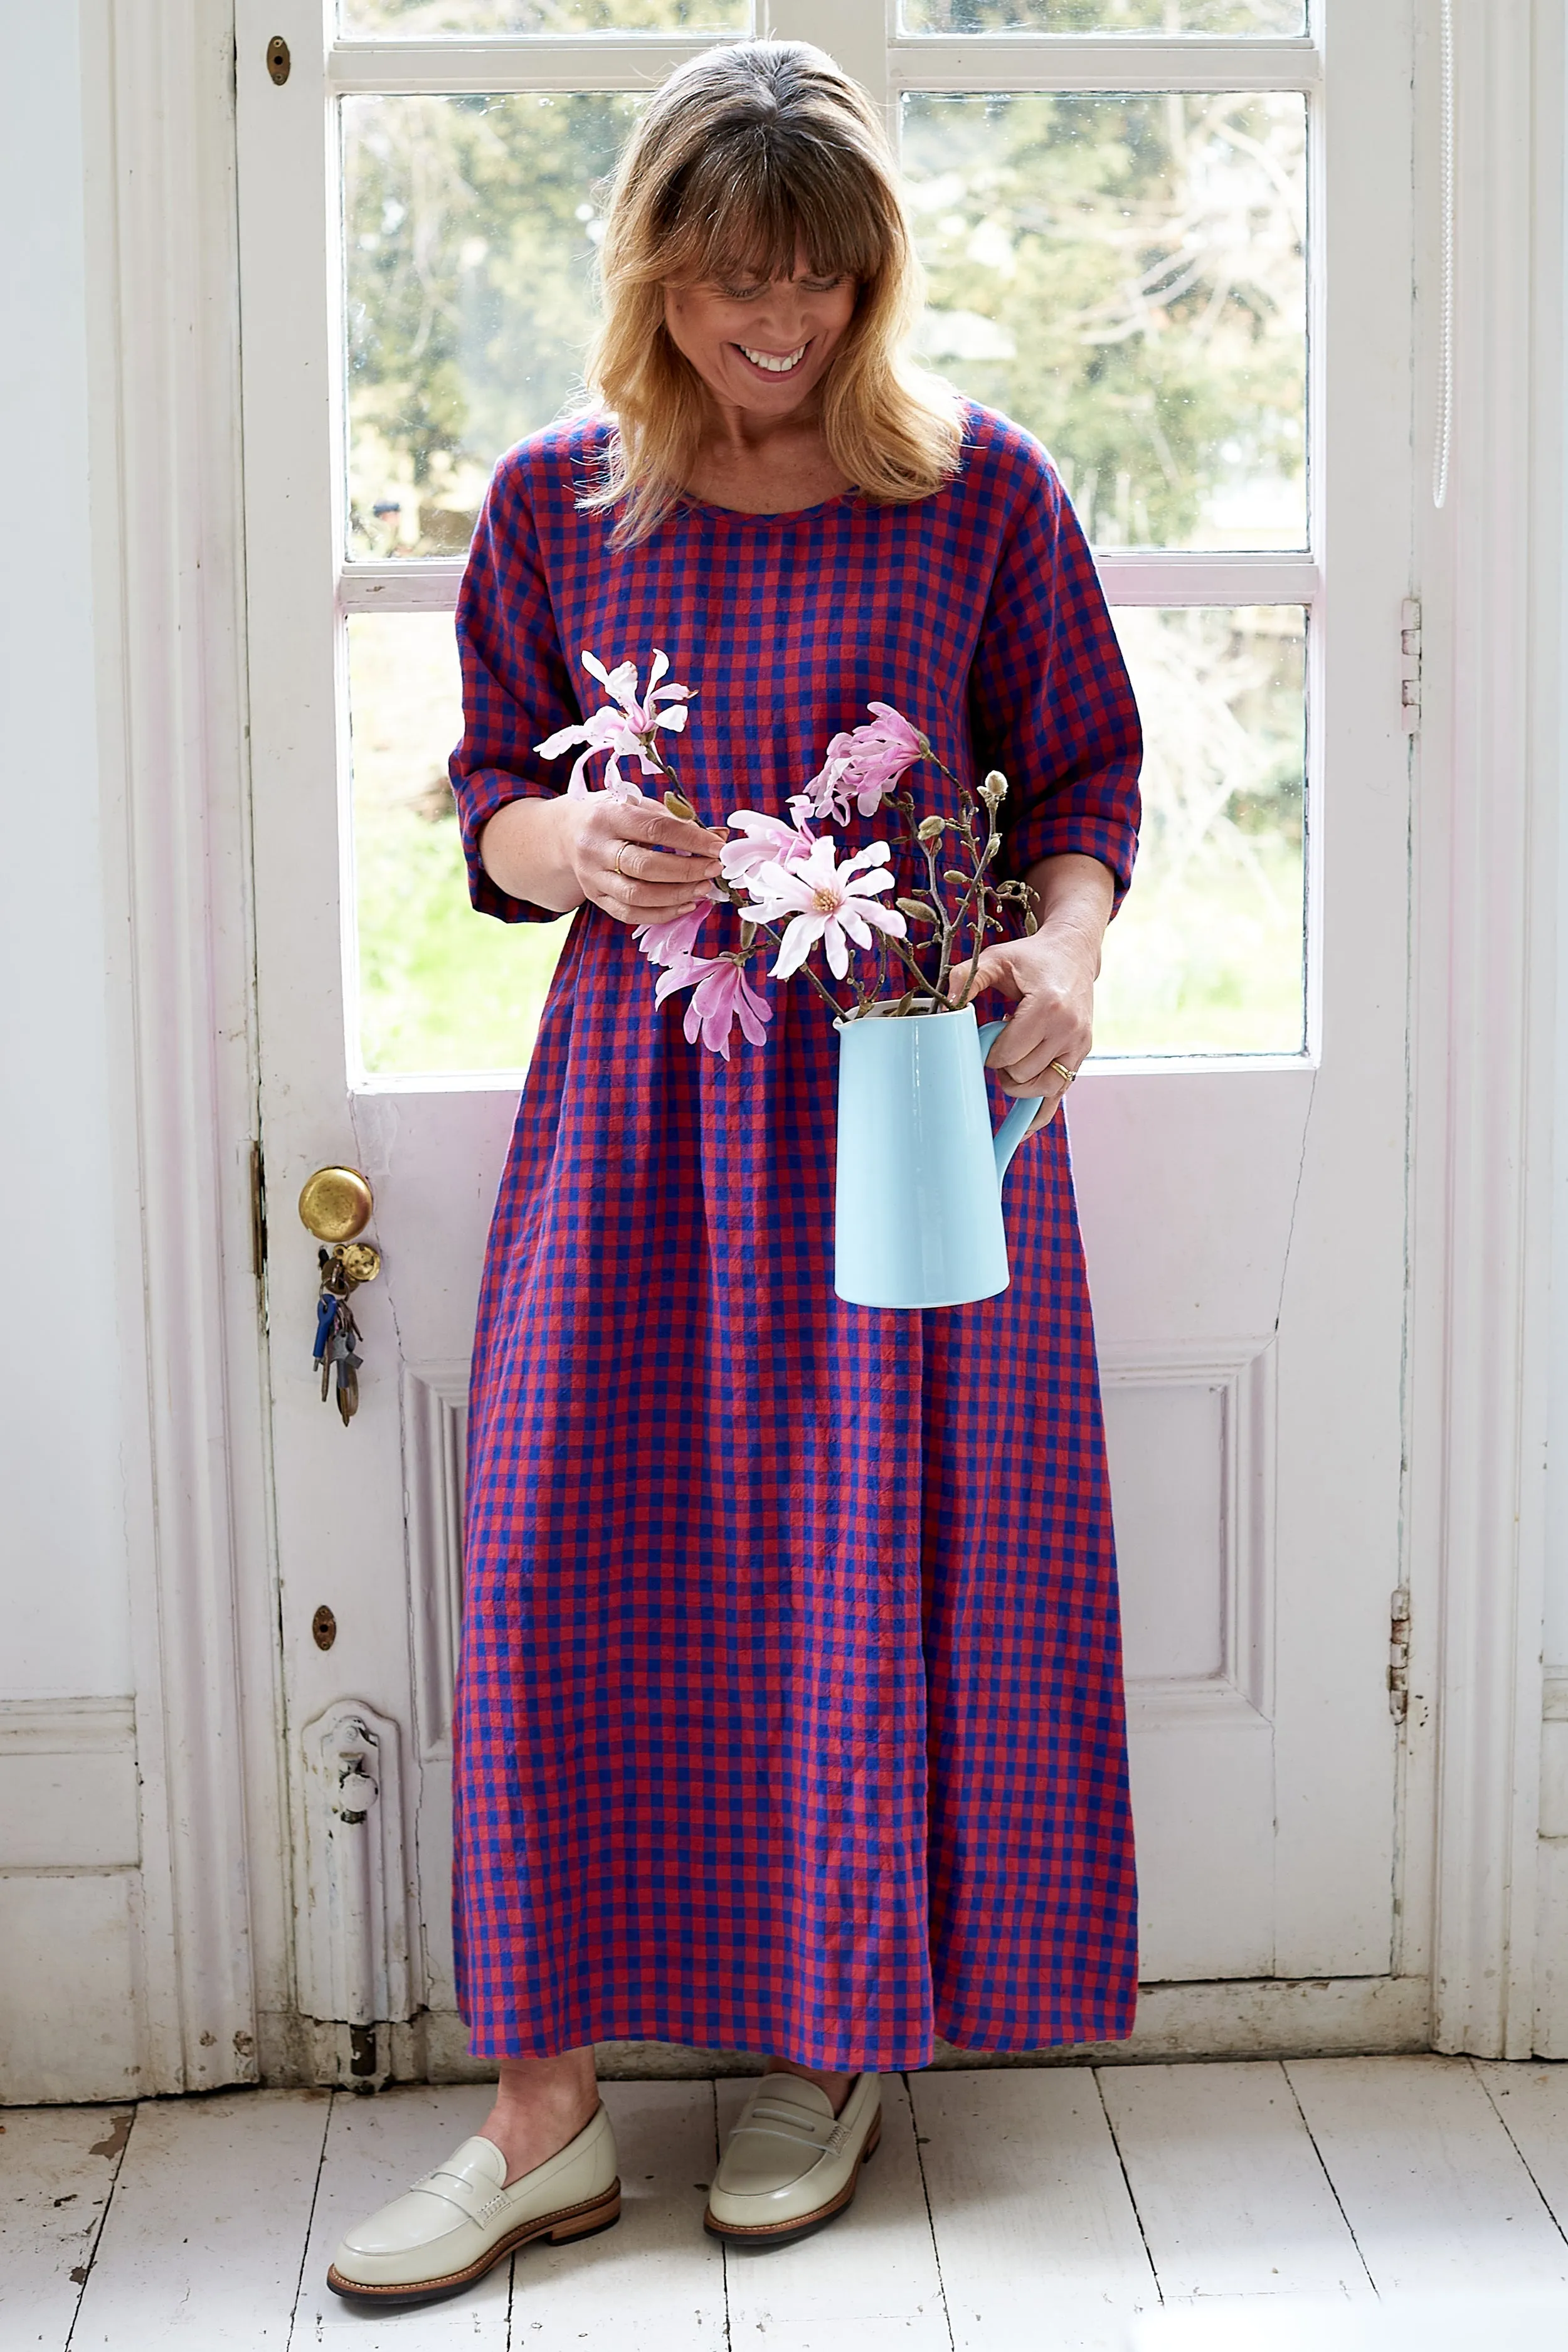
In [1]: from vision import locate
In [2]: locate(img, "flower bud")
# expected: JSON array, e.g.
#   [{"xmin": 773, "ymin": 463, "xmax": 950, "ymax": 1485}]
[
  {"xmin": 916, "ymin": 814, "xmax": 946, "ymax": 844},
  {"xmin": 896, "ymin": 898, "xmax": 937, "ymax": 923},
  {"xmin": 663, "ymin": 788, "xmax": 698, "ymax": 821},
  {"xmin": 980, "ymin": 768, "xmax": 1009, "ymax": 806}
]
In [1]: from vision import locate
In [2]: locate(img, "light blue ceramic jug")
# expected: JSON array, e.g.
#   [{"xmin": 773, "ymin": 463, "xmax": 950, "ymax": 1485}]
[{"xmin": 834, "ymin": 1004, "xmax": 1046, "ymax": 1309}]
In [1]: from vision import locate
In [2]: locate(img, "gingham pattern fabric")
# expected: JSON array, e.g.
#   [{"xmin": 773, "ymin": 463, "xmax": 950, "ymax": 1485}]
[{"xmin": 448, "ymin": 404, "xmax": 1142, "ymax": 2068}]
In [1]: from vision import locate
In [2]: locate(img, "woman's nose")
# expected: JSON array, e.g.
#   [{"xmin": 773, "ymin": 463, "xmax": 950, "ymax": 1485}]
[{"xmin": 754, "ymin": 290, "xmax": 810, "ymax": 345}]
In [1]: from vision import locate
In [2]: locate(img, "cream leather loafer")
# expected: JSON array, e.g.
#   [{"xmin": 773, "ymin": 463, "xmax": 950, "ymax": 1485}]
[
  {"xmin": 327, "ymin": 2105, "xmax": 620, "ymax": 2309},
  {"xmin": 704, "ymin": 2072, "xmax": 881, "ymax": 2247}
]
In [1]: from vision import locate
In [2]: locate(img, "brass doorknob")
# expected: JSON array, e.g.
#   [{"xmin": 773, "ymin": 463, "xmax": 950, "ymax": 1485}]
[{"xmin": 298, "ymin": 1165, "xmax": 374, "ymax": 1244}]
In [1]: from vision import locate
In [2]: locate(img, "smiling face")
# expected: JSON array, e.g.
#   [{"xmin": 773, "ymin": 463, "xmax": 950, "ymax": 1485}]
[{"xmin": 662, "ymin": 251, "xmax": 859, "ymax": 421}]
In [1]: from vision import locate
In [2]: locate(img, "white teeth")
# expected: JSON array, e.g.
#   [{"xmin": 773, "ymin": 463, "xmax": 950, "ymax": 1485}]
[{"xmin": 740, "ymin": 344, "xmax": 807, "ymax": 374}]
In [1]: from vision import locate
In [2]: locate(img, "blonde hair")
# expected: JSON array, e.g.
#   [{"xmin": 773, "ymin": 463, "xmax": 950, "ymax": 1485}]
[{"xmin": 582, "ymin": 40, "xmax": 963, "ymax": 546}]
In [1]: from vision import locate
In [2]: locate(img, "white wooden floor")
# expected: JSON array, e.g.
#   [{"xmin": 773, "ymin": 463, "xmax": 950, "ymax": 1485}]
[{"xmin": 8, "ymin": 2060, "xmax": 1568, "ymax": 2350}]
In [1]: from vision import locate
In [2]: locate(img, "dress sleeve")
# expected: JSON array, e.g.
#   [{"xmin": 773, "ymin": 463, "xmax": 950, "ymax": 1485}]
[
  {"xmin": 967, "ymin": 453, "xmax": 1142, "ymax": 910},
  {"xmin": 448, "ymin": 455, "xmax": 582, "ymax": 924}
]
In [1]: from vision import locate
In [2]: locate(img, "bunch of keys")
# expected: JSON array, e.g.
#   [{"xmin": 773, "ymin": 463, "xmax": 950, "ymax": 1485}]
[{"xmin": 312, "ymin": 1241, "xmax": 381, "ymax": 1426}]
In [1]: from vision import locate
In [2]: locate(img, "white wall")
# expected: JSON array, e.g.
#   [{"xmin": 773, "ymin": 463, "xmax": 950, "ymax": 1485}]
[
  {"xmin": 0, "ymin": 0, "xmax": 147, "ymax": 2105},
  {"xmin": 0, "ymin": 0, "xmax": 132, "ymax": 1703}
]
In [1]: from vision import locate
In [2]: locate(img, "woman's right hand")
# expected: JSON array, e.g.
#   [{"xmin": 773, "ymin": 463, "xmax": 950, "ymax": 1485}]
[
  {"xmin": 479, "ymin": 793, "xmax": 728, "ymax": 923},
  {"xmin": 562, "ymin": 795, "xmax": 728, "ymax": 929}
]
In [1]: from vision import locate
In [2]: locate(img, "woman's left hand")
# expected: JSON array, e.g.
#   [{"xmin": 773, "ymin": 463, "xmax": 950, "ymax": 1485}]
[
  {"xmin": 944, "ymin": 854, "xmax": 1115, "ymax": 1133},
  {"xmin": 945, "ymin": 932, "xmax": 1096, "ymax": 1133}
]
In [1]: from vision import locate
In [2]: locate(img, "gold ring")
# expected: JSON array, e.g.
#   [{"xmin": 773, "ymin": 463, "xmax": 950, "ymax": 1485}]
[
  {"xmin": 614, "ymin": 840, "xmax": 634, "ymax": 880},
  {"xmin": 1049, "ymin": 1058, "xmax": 1079, "ymax": 1087}
]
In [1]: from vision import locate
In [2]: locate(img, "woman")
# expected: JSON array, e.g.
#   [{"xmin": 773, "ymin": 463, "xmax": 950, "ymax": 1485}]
[{"xmin": 329, "ymin": 38, "xmax": 1141, "ymax": 2312}]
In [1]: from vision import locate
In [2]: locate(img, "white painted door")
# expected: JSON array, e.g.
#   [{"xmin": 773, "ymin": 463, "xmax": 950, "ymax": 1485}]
[{"xmin": 236, "ymin": 0, "xmax": 1415, "ymax": 2072}]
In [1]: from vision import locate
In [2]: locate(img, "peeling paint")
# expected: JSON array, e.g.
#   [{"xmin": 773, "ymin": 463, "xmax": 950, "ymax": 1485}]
[{"xmin": 88, "ymin": 2113, "xmax": 131, "ymax": 2163}]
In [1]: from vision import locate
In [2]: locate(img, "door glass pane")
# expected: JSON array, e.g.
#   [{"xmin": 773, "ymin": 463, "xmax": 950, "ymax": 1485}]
[
  {"xmin": 343, "ymin": 0, "xmax": 747, "ymax": 33},
  {"xmin": 903, "ymin": 0, "xmax": 1303, "ymax": 30},
  {"xmin": 1093, "ymin": 605, "xmax": 1305, "ymax": 1057},
  {"xmin": 902, "ymin": 93, "xmax": 1306, "ymax": 549},
  {"xmin": 344, "ymin": 92, "xmax": 638, "ymax": 559},
  {"xmin": 349, "ymin": 612, "xmax": 570, "ymax": 1077}
]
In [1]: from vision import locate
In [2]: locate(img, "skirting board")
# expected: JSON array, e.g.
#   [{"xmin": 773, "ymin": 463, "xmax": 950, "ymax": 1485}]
[{"xmin": 256, "ymin": 1975, "xmax": 1432, "ymax": 2087}]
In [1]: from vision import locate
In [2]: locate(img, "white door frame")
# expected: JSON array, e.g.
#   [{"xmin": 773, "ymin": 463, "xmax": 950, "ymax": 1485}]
[
  {"xmin": 91, "ymin": 0, "xmax": 1563, "ymax": 2085},
  {"xmin": 1404, "ymin": 0, "xmax": 1564, "ymax": 2059},
  {"xmin": 81, "ymin": 0, "xmax": 285, "ymax": 2095}
]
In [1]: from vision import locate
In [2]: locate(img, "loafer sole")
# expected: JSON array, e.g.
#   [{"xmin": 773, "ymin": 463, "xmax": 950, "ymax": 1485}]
[
  {"xmin": 702, "ymin": 2111, "xmax": 881, "ymax": 2249},
  {"xmin": 326, "ymin": 2178, "xmax": 622, "ymax": 2308}
]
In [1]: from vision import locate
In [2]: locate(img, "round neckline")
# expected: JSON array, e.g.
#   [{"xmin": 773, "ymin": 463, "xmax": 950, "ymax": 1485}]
[{"xmin": 677, "ymin": 484, "xmax": 861, "ymax": 524}]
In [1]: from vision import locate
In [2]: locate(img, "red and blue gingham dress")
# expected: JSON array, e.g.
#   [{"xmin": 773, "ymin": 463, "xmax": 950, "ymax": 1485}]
[{"xmin": 448, "ymin": 403, "xmax": 1142, "ymax": 2069}]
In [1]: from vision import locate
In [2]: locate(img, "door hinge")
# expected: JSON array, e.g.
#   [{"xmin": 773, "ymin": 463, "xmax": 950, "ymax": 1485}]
[
  {"xmin": 1401, "ymin": 598, "xmax": 1422, "ymax": 733},
  {"xmin": 1387, "ymin": 1584, "xmax": 1411, "ymax": 1721},
  {"xmin": 249, "ymin": 1139, "xmax": 268, "ymax": 1283}
]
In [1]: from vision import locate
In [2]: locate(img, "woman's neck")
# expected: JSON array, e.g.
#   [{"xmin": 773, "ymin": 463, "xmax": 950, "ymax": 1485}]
[{"xmin": 684, "ymin": 395, "xmax": 852, "ymax": 515}]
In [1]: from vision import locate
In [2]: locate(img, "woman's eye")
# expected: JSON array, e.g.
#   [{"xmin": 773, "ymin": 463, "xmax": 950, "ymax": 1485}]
[{"xmin": 721, "ymin": 283, "xmax": 764, "ymax": 302}]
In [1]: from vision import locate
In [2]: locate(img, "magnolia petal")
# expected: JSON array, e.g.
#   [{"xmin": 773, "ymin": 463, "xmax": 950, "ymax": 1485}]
[
  {"xmin": 682, "ymin": 993, "xmax": 719, "ymax": 1054},
  {"xmin": 647, "ymin": 648, "xmax": 670, "ymax": 693},
  {"xmin": 823, "ymin": 918, "xmax": 852, "ymax": 980},
  {"xmin": 654, "ymin": 952, "xmax": 714, "ymax": 1005},
  {"xmin": 734, "ymin": 972, "xmax": 772, "ymax": 1046},
  {"xmin": 536, "ymin": 721, "xmax": 589, "ymax": 759},
  {"xmin": 770, "ymin": 913, "xmax": 825, "ymax": 980}
]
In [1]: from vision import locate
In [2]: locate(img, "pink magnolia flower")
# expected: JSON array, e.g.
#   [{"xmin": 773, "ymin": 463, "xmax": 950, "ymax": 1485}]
[
  {"xmin": 654, "ymin": 954, "xmax": 772, "ymax": 1059},
  {"xmin": 746, "ymin": 838, "xmax": 908, "ymax": 982},
  {"xmin": 802, "ymin": 702, "xmax": 929, "ymax": 823},
  {"xmin": 633, "ymin": 894, "xmax": 720, "ymax": 968},
  {"xmin": 720, "ymin": 805, "xmax": 817, "ymax": 887},
  {"xmin": 536, "ymin": 648, "xmax": 692, "ymax": 797}
]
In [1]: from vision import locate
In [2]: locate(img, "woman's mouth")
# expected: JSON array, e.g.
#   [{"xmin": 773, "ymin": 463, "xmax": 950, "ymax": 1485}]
[{"xmin": 735, "ymin": 342, "xmax": 809, "ymax": 378}]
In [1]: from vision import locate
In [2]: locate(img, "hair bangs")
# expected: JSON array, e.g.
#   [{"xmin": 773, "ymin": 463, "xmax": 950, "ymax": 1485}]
[{"xmin": 655, "ymin": 130, "xmax": 891, "ymax": 292}]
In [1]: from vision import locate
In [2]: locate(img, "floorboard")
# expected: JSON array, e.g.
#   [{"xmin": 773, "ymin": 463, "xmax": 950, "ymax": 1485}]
[
  {"xmin": 507, "ymin": 2080, "xmax": 727, "ymax": 2349},
  {"xmin": 1098, "ymin": 2060, "xmax": 1371, "ymax": 2302},
  {"xmin": 716, "ymin": 2072, "xmax": 950, "ymax": 2348},
  {"xmin": 289, "ymin": 2084, "xmax": 511, "ymax": 2350},
  {"xmin": 1285, "ymin": 2055, "xmax": 1568, "ymax": 2294},
  {"xmin": 910, "ymin": 2067, "xmax": 1157, "ymax": 2351},
  {"xmin": 1472, "ymin": 2058, "xmax": 1568, "ymax": 2228},
  {"xmin": 68, "ymin": 2089, "xmax": 331, "ymax": 2351},
  {"xmin": 0, "ymin": 2105, "xmax": 131, "ymax": 2351},
  {"xmin": 1127, "ymin": 2287, "xmax": 1568, "ymax": 2349}
]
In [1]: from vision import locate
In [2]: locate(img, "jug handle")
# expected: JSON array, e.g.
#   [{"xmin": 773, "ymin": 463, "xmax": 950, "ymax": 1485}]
[{"xmin": 978, "ymin": 1020, "xmax": 1048, "ymax": 1190}]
